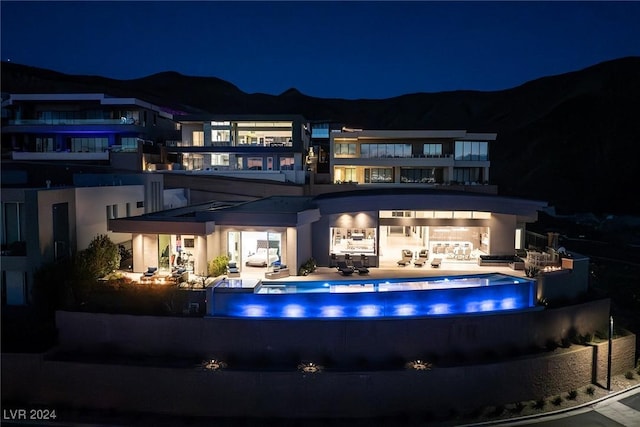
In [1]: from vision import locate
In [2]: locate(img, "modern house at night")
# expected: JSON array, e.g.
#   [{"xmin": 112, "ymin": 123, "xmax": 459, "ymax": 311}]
[
  {"xmin": 165, "ymin": 114, "xmax": 312, "ymax": 184},
  {"xmin": 108, "ymin": 188, "xmax": 547, "ymax": 277},
  {"xmin": 0, "ymin": 93, "xmax": 181, "ymax": 167},
  {"xmin": 330, "ymin": 129, "xmax": 494, "ymax": 185}
]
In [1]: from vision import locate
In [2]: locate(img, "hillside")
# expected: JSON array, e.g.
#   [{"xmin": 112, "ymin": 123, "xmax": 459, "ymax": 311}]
[{"xmin": 2, "ymin": 57, "xmax": 640, "ymax": 214}]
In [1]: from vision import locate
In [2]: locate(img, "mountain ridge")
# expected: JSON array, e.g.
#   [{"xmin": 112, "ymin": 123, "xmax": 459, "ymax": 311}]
[{"xmin": 2, "ymin": 57, "xmax": 639, "ymax": 214}]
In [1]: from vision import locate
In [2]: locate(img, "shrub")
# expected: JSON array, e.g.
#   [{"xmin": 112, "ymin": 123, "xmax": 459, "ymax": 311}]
[
  {"xmin": 532, "ymin": 398, "xmax": 546, "ymax": 410},
  {"xmin": 624, "ymin": 370, "xmax": 635, "ymax": 379},
  {"xmin": 567, "ymin": 390, "xmax": 578, "ymax": 400},
  {"xmin": 78, "ymin": 234, "xmax": 121, "ymax": 279},
  {"xmin": 586, "ymin": 386, "xmax": 595, "ymax": 396},
  {"xmin": 208, "ymin": 255, "xmax": 229, "ymax": 277},
  {"xmin": 510, "ymin": 402, "xmax": 525, "ymax": 414},
  {"xmin": 298, "ymin": 257, "xmax": 317, "ymax": 276},
  {"xmin": 551, "ymin": 396, "xmax": 562, "ymax": 406}
]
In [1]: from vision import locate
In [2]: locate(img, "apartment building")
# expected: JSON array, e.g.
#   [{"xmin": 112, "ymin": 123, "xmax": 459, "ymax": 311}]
[{"xmin": 330, "ymin": 129, "xmax": 494, "ymax": 186}]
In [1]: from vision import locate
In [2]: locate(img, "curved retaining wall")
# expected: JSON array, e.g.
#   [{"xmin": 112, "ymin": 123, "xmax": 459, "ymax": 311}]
[
  {"xmin": 55, "ymin": 299, "xmax": 612, "ymax": 365},
  {"xmin": 2, "ymin": 335, "xmax": 636, "ymax": 419}
]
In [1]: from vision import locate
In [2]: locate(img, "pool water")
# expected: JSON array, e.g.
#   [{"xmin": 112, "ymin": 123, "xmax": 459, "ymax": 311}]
[{"xmin": 207, "ymin": 273, "xmax": 536, "ymax": 319}]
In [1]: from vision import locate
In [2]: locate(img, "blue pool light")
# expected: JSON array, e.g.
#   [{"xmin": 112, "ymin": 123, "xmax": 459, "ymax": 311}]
[
  {"xmin": 283, "ymin": 304, "xmax": 305, "ymax": 318},
  {"xmin": 394, "ymin": 303, "xmax": 417, "ymax": 316},
  {"xmin": 358, "ymin": 304, "xmax": 383, "ymax": 317},
  {"xmin": 320, "ymin": 305, "xmax": 345, "ymax": 317}
]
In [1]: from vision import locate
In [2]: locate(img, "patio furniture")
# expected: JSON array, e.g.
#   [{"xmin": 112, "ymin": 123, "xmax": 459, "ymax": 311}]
[
  {"xmin": 336, "ymin": 261, "xmax": 355, "ymax": 275},
  {"xmin": 397, "ymin": 249, "xmax": 413, "ymax": 266},
  {"xmin": 431, "ymin": 258, "xmax": 442, "ymax": 268},
  {"xmin": 352, "ymin": 260, "xmax": 369, "ymax": 275},
  {"xmin": 413, "ymin": 249, "xmax": 429, "ymax": 266}
]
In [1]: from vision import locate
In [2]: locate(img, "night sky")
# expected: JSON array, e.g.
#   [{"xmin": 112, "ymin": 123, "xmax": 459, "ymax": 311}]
[{"xmin": 1, "ymin": 1, "xmax": 639, "ymax": 99}]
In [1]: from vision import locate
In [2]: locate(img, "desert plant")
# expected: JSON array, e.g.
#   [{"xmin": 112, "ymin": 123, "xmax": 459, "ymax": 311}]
[
  {"xmin": 208, "ymin": 255, "xmax": 229, "ymax": 277},
  {"xmin": 551, "ymin": 396, "xmax": 562, "ymax": 406},
  {"xmin": 532, "ymin": 398, "xmax": 546, "ymax": 410},
  {"xmin": 624, "ymin": 370, "xmax": 635, "ymax": 379},
  {"xmin": 298, "ymin": 257, "xmax": 317, "ymax": 276},
  {"xmin": 586, "ymin": 386, "xmax": 595, "ymax": 396},
  {"xmin": 567, "ymin": 390, "xmax": 578, "ymax": 400},
  {"xmin": 510, "ymin": 402, "xmax": 525, "ymax": 414}
]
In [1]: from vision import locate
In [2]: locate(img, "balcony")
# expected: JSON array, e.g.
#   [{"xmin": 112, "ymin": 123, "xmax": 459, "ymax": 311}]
[{"xmin": 7, "ymin": 118, "xmax": 139, "ymax": 125}]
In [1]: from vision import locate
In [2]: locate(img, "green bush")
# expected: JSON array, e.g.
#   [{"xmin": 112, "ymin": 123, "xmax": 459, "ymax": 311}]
[
  {"xmin": 586, "ymin": 386, "xmax": 595, "ymax": 396},
  {"xmin": 567, "ymin": 390, "xmax": 578, "ymax": 400},
  {"xmin": 624, "ymin": 370, "xmax": 635, "ymax": 379},
  {"xmin": 298, "ymin": 257, "xmax": 317, "ymax": 276},
  {"xmin": 551, "ymin": 396, "xmax": 562, "ymax": 406},
  {"xmin": 208, "ymin": 255, "xmax": 229, "ymax": 277}
]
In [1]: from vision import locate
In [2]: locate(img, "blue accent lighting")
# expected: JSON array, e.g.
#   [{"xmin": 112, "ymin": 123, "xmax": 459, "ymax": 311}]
[{"xmin": 209, "ymin": 273, "xmax": 537, "ymax": 319}]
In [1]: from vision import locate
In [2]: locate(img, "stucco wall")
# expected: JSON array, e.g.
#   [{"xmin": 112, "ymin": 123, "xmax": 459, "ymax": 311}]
[
  {"xmin": 2, "ymin": 335, "xmax": 636, "ymax": 419},
  {"xmin": 56, "ymin": 299, "xmax": 613, "ymax": 366}
]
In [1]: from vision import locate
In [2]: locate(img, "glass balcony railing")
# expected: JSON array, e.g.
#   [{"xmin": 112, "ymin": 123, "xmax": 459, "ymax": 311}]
[{"xmin": 8, "ymin": 118, "xmax": 140, "ymax": 125}]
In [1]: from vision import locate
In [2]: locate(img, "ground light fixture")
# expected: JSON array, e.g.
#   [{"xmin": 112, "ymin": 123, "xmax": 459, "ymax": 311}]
[
  {"xmin": 405, "ymin": 360, "xmax": 433, "ymax": 371},
  {"xmin": 297, "ymin": 362, "xmax": 323, "ymax": 373},
  {"xmin": 201, "ymin": 359, "xmax": 227, "ymax": 371}
]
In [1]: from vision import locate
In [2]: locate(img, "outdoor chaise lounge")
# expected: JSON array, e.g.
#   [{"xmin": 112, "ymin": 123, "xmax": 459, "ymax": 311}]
[
  {"xmin": 397, "ymin": 249, "xmax": 413, "ymax": 266},
  {"xmin": 336, "ymin": 261, "xmax": 355, "ymax": 275},
  {"xmin": 413, "ymin": 249, "xmax": 429, "ymax": 266},
  {"xmin": 352, "ymin": 260, "xmax": 369, "ymax": 275},
  {"xmin": 431, "ymin": 258, "xmax": 442, "ymax": 268}
]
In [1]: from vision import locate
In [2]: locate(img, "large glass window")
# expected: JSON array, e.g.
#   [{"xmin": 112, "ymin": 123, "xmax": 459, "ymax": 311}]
[
  {"xmin": 248, "ymin": 157, "xmax": 263, "ymax": 170},
  {"xmin": 423, "ymin": 144, "xmax": 443, "ymax": 157},
  {"xmin": 192, "ymin": 131, "xmax": 204, "ymax": 146},
  {"xmin": 330, "ymin": 227, "xmax": 376, "ymax": 255},
  {"xmin": 400, "ymin": 168, "xmax": 435, "ymax": 183},
  {"xmin": 2, "ymin": 202, "xmax": 25, "ymax": 246},
  {"xmin": 70, "ymin": 137, "xmax": 109, "ymax": 152},
  {"xmin": 364, "ymin": 168, "xmax": 393, "ymax": 183},
  {"xmin": 453, "ymin": 167, "xmax": 482, "ymax": 183},
  {"xmin": 455, "ymin": 141, "xmax": 489, "ymax": 161},
  {"xmin": 361, "ymin": 143, "xmax": 411, "ymax": 158},
  {"xmin": 335, "ymin": 143, "xmax": 356, "ymax": 156},
  {"xmin": 280, "ymin": 157, "xmax": 295, "ymax": 170},
  {"xmin": 240, "ymin": 231, "xmax": 282, "ymax": 268}
]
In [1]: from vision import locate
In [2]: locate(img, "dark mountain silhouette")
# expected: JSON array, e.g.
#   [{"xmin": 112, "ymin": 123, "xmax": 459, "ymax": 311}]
[{"xmin": 2, "ymin": 57, "xmax": 639, "ymax": 215}]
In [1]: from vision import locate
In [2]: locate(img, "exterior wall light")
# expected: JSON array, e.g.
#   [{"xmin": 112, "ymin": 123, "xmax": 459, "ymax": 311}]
[{"xmin": 405, "ymin": 360, "xmax": 433, "ymax": 371}]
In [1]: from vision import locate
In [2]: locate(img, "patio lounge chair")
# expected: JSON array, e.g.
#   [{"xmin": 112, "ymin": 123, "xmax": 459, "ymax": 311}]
[
  {"xmin": 352, "ymin": 260, "xmax": 369, "ymax": 274},
  {"xmin": 431, "ymin": 257, "xmax": 442, "ymax": 268},
  {"xmin": 397, "ymin": 249, "xmax": 413, "ymax": 266},
  {"xmin": 413, "ymin": 249, "xmax": 429, "ymax": 267},
  {"xmin": 336, "ymin": 261, "xmax": 355, "ymax": 275}
]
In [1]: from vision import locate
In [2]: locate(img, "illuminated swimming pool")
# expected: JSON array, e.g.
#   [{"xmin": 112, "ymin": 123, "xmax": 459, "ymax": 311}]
[{"xmin": 206, "ymin": 273, "xmax": 537, "ymax": 318}]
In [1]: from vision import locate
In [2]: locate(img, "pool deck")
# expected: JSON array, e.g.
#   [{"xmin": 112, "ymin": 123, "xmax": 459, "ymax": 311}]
[{"xmin": 237, "ymin": 259, "xmax": 527, "ymax": 283}]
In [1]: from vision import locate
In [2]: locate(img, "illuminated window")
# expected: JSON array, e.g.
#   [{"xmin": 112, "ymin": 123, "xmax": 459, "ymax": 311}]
[
  {"xmin": 248, "ymin": 158, "xmax": 263, "ymax": 170},
  {"xmin": 192, "ymin": 131, "xmax": 204, "ymax": 146},
  {"xmin": 364, "ymin": 168, "xmax": 393, "ymax": 183},
  {"xmin": 280, "ymin": 157, "xmax": 295, "ymax": 170}
]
